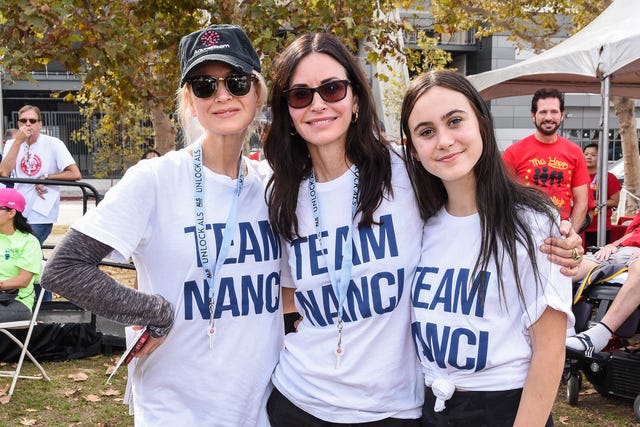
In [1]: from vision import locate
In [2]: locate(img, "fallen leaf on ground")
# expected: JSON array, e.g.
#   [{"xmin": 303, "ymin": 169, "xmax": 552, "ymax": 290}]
[
  {"xmin": 68, "ymin": 372, "xmax": 89, "ymax": 381},
  {"xmin": 0, "ymin": 396, "xmax": 10, "ymax": 405},
  {"xmin": 19, "ymin": 418, "xmax": 36, "ymax": 426},
  {"xmin": 63, "ymin": 388, "xmax": 81, "ymax": 397},
  {"xmin": 85, "ymin": 394, "xmax": 101, "ymax": 402},
  {"xmin": 558, "ymin": 416, "xmax": 569, "ymax": 424},
  {"xmin": 101, "ymin": 388, "xmax": 120, "ymax": 396}
]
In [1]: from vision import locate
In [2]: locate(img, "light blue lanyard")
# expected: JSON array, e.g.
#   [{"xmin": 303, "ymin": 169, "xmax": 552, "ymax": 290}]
[
  {"xmin": 192, "ymin": 141, "xmax": 244, "ymax": 350},
  {"xmin": 308, "ymin": 165, "xmax": 359, "ymax": 368}
]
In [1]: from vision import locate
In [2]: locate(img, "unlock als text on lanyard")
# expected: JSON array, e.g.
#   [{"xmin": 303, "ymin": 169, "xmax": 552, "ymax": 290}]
[
  {"xmin": 308, "ymin": 165, "xmax": 359, "ymax": 368},
  {"xmin": 192, "ymin": 141, "xmax": 244, "ymax": 350}
]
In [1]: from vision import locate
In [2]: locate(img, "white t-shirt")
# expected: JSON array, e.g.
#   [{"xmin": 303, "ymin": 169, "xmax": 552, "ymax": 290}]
[
  {"xmin": 272, "ymin": 149, "xmax": 424, "ymax": 423},
  {"xmin": 73, "ymin": 149, "xmax": 284, "ymax": 427},
  {"xmin": 4, "ymin": 134, "xmax": 76, "ymax": 224},
  {"xmin": 412, "ymin": 207, "xmax": 574, "ymax": 392}
]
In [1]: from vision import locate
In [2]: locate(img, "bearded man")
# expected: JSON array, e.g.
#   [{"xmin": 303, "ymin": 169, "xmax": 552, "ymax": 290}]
[{"xmin": 502, "ymin": 88, "xmax": 589, "ymax": 233}]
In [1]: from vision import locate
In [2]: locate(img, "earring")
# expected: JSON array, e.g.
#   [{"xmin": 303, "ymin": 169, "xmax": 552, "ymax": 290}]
[
  {"xmin": 351, "ymin": 112, "xmax": 359, "ymax": 123},
  {"xmin": 290, "ymin": 126, "xmax": 298, "ymax": 136}
]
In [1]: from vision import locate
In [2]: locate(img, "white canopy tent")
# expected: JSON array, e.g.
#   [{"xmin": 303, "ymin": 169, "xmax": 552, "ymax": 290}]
[{"xmin": 467, "ymin": 0, "xmax": 640, "ymax": 245}]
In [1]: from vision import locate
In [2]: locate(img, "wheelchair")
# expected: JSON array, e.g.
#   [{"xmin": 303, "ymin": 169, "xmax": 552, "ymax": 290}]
[{"xmin": 563, "ymin": 271, "xmax": 640, "ymax": 420}]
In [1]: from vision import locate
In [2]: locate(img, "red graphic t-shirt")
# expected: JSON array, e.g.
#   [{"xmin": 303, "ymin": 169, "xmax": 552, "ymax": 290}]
[{"xmin": 502, "ymin": 134, "xmax": 590, "ymax": 220}]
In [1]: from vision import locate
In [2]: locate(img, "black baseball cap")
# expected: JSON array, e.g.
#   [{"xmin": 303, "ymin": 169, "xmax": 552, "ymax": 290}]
[{"xmin": 179, "ymin": 24, "xmax": 261, "ymax": 87}]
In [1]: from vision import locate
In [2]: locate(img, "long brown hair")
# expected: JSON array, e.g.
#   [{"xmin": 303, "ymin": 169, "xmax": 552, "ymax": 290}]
[
  {"xmin": 263, "ymin": 33, "xmax": 391, "ymax": 241},
  {"xmin": 401, "ymin": 70, "xmax": 558, "ymax": 306}
]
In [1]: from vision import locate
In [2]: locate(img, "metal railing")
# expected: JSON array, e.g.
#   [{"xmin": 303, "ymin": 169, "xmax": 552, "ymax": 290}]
[
  {"xmin": 0, "ymin": 178, "xmax": 134, "ymax": 271},
  {"xmin": 0, "ymin": 177, "xmax": 101, "ymax": 216},
  {"xmin": 0, "ymin": 178, "xmax": 134, "ymax": 348}
]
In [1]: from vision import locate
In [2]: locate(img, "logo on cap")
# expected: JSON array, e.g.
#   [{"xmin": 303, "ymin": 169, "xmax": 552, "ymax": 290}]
[{"xmin": 200, "ymin": 30, "xmax": 220, "ymax": 47}]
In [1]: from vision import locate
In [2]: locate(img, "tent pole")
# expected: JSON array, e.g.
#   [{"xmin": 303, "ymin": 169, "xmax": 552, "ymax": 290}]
[
  {"xmin": 597, "ymin": 76, "xmax": 611, "ymax": 247},
  {"xmin": 0, "ymin": 74, "xmax": 3, "ymax": 141}
]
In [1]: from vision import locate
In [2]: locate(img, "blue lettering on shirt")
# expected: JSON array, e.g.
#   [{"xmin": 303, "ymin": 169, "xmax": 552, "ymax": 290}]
[
  {"xmin": 291, "ymin": 214, "xmax": 399, "ymax": 280},
  {"xmin": 181, "ymin": 219, "xmax": 281, "ymax": 320},
  {"xmin": 183, "ymin": 271, "xmax": 280, "ymax": 320},
  {"xmin": 295, "ymin": 268, "xmax": 404, "ymax": 326},
  {"xmin": 411, "ymin": 266, "xmax": 491, "ymax": 372},
  {"xmin": 413, "ymin": 266, "xmax": 489, "ymax": 317},
  {"xmin": 184, "ymin": 219, "xmax": 280, "ymax": 268},
  {"xmin": 412, "ymin": 321, "xmax": 488, "ymax": 371}
]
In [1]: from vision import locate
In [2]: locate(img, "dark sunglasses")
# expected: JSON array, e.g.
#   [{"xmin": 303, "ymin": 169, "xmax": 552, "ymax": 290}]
[
  {"xmin": 283, "ymin": 80, "xmax": 351, "ymax": 109},
  {"xmin": 186, "ymin": 75, "xmax": 257, "ymax": 99},
  {"xmin": 18, "ymin": 118, "xmax": 39, "ymax": 124}
]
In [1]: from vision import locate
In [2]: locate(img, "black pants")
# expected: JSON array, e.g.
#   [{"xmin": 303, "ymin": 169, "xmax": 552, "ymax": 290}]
[
  {"xmin": 422, "ymin": 386, "xmax": 554, "ymax": 427},
  {"xmin": 267, "ymin": 387, "xmax": 421, "ymax": 427}
]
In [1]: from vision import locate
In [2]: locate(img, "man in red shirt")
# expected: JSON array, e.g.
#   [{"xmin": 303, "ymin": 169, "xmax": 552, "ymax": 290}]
[
  {"xmin": 503, "ymin": 88, "xmax": 590, "ymax": 232},
  {"xmin": 566, "ymin": 210, "xmax": 640, "ymax": 355}
]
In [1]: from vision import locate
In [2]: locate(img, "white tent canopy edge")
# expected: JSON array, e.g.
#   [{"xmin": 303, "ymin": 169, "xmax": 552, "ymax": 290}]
[{"xmin": 467, "ymin": 0, "xmax": 640, "ymax": 246}]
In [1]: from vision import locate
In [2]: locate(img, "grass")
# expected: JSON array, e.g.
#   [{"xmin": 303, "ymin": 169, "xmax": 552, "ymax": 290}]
[
  {"xmin": 0, "ymin": 224, "xmax": 136, "ymax": 426},
  {"xmin": 0, "ymin": 354, "xmax": 132, "ymax": 426},
  {"xmin": 0, "ymin": 356, "xmax": 638, "ymax": 426},
  {"xmin": 554, "ymin": 379, "xmax": 640, "ymax": 426}
]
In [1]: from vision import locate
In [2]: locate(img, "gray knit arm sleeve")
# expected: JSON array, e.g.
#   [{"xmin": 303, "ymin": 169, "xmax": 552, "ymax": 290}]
[{"xmin": 41, "ymin": 228, "xmax": 174, "ymax": 338}]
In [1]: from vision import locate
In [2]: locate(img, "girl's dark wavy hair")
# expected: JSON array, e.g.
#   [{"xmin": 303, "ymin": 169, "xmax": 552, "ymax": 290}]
[
  {"xmin": 13, "ymin": 211, "xmax": 34, "ymax": 235},
  {"xmin": 263, "ymin": 32, "xmax": 391, "ymax": 242},
  {"xmin": 401, "ymin": 70, "xmax": 559, "ymax": 307}
]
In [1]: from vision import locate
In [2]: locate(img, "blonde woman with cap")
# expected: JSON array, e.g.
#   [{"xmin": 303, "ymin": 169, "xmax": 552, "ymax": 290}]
[
  {"xmin": 0, "ymin": 188, "xmax": 42, "ymax": 322},
  {"xmin": 42, "ymin": 24, "xmax": 282, "ymax": 426}
]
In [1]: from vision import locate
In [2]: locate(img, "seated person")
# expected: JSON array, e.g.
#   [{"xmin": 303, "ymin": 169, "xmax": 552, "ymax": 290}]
[
  {"xmin": 583, "ymin": 143, "xmax": 622, "ymax": 247},
  {"xmin": 0, "ymin": 188, "xmax": 43, "ymax": 322},
  {"xmin": 566, "ymin": 209, "xmax": 640, "ymax": 356}
]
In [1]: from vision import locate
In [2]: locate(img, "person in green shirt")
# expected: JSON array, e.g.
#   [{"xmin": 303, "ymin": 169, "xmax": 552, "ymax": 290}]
[{"xmin": 0, "ymin": 188, "xmax": 42, "ymax": 321}]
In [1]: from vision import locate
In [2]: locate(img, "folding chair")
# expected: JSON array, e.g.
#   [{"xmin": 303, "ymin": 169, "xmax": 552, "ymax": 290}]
[{"xmin": 0, "ymin": 288, "xmax": 50, "ymax": 399}]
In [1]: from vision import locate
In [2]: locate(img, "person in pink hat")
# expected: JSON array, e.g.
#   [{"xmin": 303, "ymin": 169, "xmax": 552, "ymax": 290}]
[{"xmin": 0, "ymin": 188, "xmax": 42, "ymax": 322}]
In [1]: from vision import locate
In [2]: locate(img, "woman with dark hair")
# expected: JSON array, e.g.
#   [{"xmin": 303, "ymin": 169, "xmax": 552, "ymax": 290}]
[
  {"xmin": 402, "ymin": 70, "xmax": 573, "ymax": 426},
  {"xmin": 263, "ymin": 32, "xmax": 422, "ymax": 425},
  {"xmin": 0, "ymin": 188, "xmax": 42, "ymax": 322}
]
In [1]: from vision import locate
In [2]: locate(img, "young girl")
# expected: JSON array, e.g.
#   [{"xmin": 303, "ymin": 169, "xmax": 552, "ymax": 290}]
[{"xmin": 401, "ymin": 70, "xmax": 573, "ymax": 427}]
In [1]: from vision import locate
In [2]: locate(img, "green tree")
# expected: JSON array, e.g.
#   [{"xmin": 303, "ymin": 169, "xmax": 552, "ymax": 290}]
[
  {"xmin": 0, "ymin": 1, "xmax": 205, "ymax": 158},
  {"xmin": 381, "ymin": 30, "xmax": 453, "ymax": 129},
  {"xmin": 0, "ymin": 0, "xmax": 437, "ymax": 171},
  {"xmin": 431, "ymin": 0, "xmax": 639, "ymax": 214}
]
